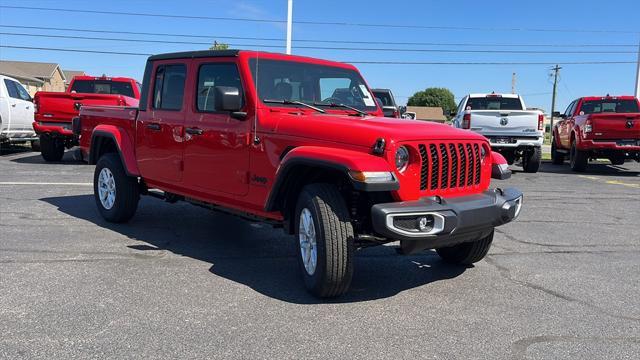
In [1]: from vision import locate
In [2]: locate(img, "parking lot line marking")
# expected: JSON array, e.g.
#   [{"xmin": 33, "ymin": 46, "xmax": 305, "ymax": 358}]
[
  {"xmin": 577, "ymin": 175, "xmax": 640, "ymax": 189},
  {"xmin": 0, "ymin": 182, "xmax": 92, "ymax": 186}
]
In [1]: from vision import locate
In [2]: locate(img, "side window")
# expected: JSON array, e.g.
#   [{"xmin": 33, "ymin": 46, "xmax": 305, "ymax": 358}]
[
  {"xmin": 14, "ymin": 81, "xmax": 32, "ymax": 101},
  {"xmin": 4, "ymin": 79, "xmax": 20, "ymax": 99},
  {"xmin": 152, "ymin": 64, "xmax": 186, "ymax": 111},
  {"xmin": 564, "ymin": 100, "xmax": 576, "ymax": 117},
  {"xmin": 196, "ymin": 63, "xmax": 243, "ymax": 112}
]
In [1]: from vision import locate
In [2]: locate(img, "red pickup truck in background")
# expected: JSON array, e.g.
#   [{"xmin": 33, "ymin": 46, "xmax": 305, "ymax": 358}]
[
  {"xmin": 551, "ymin": 96, "xmax": 640, "ymax": 171},
  {"xmin": 76, "ymin": 50, "xmax": 523, "ymax": 297},
  {"xmin": 33, "ymin": 75, "xmax": 140, "ymax": 161}
]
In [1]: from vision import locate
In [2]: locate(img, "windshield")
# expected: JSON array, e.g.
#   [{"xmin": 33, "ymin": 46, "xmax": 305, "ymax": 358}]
[
  {"xmin": 70, "ymin": 80, "xmax": 135, "ymax": 97},
  {"xmin": 249, "ymin": 58, "xmax": 378, "ymax": 112},
  {"xmin": 467, "ymin": 97, "xmax": 523, "ymax": 111},
  {"xmin": 580, "ymin": 99, "xmax": 639, "ymax": 114}
]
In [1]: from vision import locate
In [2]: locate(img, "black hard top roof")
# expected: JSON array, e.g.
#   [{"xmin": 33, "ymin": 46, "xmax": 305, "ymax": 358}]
[{"xmin": 148, "ymin": 50, "xmax": 240, "ymax": 61}]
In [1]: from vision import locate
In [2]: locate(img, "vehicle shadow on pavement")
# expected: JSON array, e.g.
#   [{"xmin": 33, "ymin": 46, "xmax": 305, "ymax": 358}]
[
  {"xmin": 41, "ymin": 194, "xmax": 468, "ymax": 304},
  {"xmin": 519, "ymin": 162, "xmax": 640, "ymax": 177},
  {"xmin": 10, "ymin": 150, "xmax": 82, "ymax": 165}
]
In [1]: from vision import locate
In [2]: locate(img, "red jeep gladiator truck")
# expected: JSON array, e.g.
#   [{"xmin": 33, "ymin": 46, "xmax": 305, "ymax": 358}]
[
  {"xmin": 76, "ymin": 50, "xmax": 523, "ymax": 297},
  {"xmin": 33, "ymin": 75, "xmax": 140, "ymax": 161},
  {"xmin": 551, "ymin": 95, "xmax": 640, "ymax": 171}
]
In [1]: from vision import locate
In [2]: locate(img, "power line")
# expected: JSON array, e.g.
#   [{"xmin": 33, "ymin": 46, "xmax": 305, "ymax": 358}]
[
  {"xmin": 1, "ymin": 24, "xmax": 637, "ymax": 48},
  {"xmin": 1, "ymin": 45, "xmax": 636, "ymax": 65},
  {"xmin": 2, "ymin": 32, "xmax": 638, "ymax": 55},
  {"xmin": 1, "ymin": 5, "xmax": 638, "ymax": 34}
]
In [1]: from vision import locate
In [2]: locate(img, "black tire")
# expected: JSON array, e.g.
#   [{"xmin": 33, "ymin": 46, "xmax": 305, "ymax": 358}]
[
  {"xmin": 30, "ymin": 139, "xmax": 40, "ymax": 152},
  {"xmin": 503, "ymin": 151, "xmax": 516, "ymax": 166},
  {"xmin": 436, "ymin": 230, "xmax": 494, "ymax": 265},
  {"xmin": 522, "ymin": 147, "xmax": 541, "ymax": 173},
  {"xmin": 609, "ymin": 155, "xmax": 625, "ymax": 166},
  {"xmin": 569, "ymin": 141, "xmax": 588, "ymax": 172},
  {"xmin": 40, "ymin": 135, "xmax": 64, "ymax": 162},
  {"xmin": 551, "ymin": 139, "xmax": 565, "ymax": 165},
  {"xmin": 93, "ymin": 153, "xmax": 139, "ymax": 223},
  {"xmin": 295, "ymin": 183, "xmax": 354, "ymax": 298}
]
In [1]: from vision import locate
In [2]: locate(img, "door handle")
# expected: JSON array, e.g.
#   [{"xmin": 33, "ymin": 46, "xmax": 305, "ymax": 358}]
[
  {"xmin": 11, "ymin": 103, "xmax": 16, "ymax": 107},
  {"xmin": 146, "ymin": 123, "xmax": 161, "ymax": 131},
  {"xmin": 185, "ymin": 127, "xmax": 204, "ymax": 135},
  {"xmin": 25, "ymin": 105, "xmax": 30, "ymax": 109}
]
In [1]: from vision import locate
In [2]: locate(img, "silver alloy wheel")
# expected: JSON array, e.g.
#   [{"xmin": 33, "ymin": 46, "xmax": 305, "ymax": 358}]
[
  {"xmin": 98, "ymin": 167, "xmax": 116, "ymax": 210},
  {"xmin": 298, "ymin": 208, "xmax": 318, "ymax": 276}
]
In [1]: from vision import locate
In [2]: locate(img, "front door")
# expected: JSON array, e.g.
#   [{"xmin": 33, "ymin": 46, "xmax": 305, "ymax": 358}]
[
  {"xmin": 136, "ymin": 62, "xmax": 188, "ymax": 184},
  {"xmin": 182, "ymin": 60, "xmax": 250, "ymax": 197},
  {"xmin": 3, "ymin": 78, "xmax": 33, "ymax": 132}
]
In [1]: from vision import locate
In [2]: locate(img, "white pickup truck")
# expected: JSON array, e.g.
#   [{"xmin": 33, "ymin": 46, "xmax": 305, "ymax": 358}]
[
  {"xmin": 0, "ymin": 75, "xmax": 38, "ymax": 150},
  {"xmin": 452, "ymin": 93, "xmax": 543, "ymax": 173}
]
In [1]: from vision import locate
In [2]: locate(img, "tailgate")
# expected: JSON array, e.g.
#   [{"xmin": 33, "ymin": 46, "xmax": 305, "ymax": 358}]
[
  {"xmin": 36, "ymin": 93, "xmax": 135, "ymax": 123},
  {"xmin": 470, "ymin": 110, "xmax": 541, "ymax": 135},
  {"xmin": 590, "ymin": 114, "xmax": 640, "ymax": 139}
]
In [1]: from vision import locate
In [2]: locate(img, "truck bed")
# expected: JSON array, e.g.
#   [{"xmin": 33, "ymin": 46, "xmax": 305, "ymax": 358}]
[{"xmin": 77, "ymin": 105, "xmax": 139, "ymax": 159}]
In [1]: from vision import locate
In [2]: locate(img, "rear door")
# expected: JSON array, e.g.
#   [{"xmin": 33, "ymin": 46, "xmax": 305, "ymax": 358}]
[
  {"xmin": 136, "ymin": 61, "xmax": 188, "ymax": 184},
  {"xmin": 558, "ymin": 100, "xmax": 577, "ymax": 148},
  {"xmin": 182, "ymin": 59, "xmax": 250, "ymax": 197}
]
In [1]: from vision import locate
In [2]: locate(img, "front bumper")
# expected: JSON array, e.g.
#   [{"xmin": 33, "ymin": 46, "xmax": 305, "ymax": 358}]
[
  {"xmin": 371, "ymin": 188, "xmax": 523, "ymax": 253},
  {"xmin": 0, "ymin": 131, "xmax": 39, "ymax": 142}
]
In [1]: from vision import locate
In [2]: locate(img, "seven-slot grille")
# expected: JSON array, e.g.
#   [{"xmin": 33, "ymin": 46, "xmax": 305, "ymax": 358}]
[{"xmin": 418, "ymin": 142, "xmax": 483, "ymax": 191}]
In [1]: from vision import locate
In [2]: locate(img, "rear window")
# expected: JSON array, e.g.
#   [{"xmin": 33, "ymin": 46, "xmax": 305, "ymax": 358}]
[
  {"xmin": 580, "ymin": 99, "xmax": 639, "ymax": 114},
  {"xmin": 466, "ymin": 97, "xmax": 523, "ymax": 111},
  {"xmin": 373, "ymin": 91, "xmax": 394, "ymax": 107},
  {"xmin": 70, "ymin": 80, "xmax": 135, "ymax": 98}
]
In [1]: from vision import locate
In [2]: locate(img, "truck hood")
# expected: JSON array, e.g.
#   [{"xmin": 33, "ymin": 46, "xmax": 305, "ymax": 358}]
[{"xmin": 269, "ymin": 111, "xmax": 487, "ymax": 148}]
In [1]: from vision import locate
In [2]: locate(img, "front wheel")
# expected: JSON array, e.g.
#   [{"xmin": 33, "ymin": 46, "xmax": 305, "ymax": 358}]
[
  {"xmin": 94, "ymin": 153, "xmax": 139, "ymax": 223},
  {"xmin": 436, "ymin": 230, "xmax": 494, "ymax": 265},
  {"xmin": 295, "ymin": 183, "xmax": 354, "ymax": 298},
  {"xmin": 551, "ymin": 140, "xmax": 565, "ymax": 165},
  {"xmin": 522, "ymin": 147, "xmax": 541, "ymax": 173},
  {"xmin": 569, "ymin": 142, "xmax": 588, "ymax": 172}
]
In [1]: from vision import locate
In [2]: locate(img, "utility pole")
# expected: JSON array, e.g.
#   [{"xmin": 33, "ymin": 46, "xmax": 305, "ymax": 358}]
[
  {"xmin": 549, "ymin": 65, "xmax": 561, "ymax": 134},
  {"xmin": 511, "ymin": 72, "xmax": 516, "ymax": 94},
  {"xmin": 635, "ymin": 38, "xmax": 639, "ymax": 99},
  {"xmin": 286, "ymin": 0, "xmax": 293, "ymax": 54}
]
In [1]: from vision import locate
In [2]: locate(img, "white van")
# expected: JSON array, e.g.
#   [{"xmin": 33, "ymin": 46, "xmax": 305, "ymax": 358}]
[{"xmin": 0, "ymin": 75, "xmax": 38, "ymax": 149}]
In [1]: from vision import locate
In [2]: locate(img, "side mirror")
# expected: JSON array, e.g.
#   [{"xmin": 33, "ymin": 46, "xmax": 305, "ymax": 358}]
[
  {"xmin": 490, "ymin": 151, "xmax": 512, "ymax": 180},
  {"xmin": 214, "ymin": 86, "xmax": 242, "ymax": 112},
  {"xmin": 552, "ymin": 111, "xmax": 562, "ymax": 118},
  {"xmin": 449, "ymin": 111, "xmax": 457, "ymax": 117}
]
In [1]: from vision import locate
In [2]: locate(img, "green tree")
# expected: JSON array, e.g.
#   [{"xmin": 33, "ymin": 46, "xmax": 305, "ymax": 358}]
[
  {"xmin": 209, "ymin": 41, "xmax": 230, "ymax": 50},
  {"xmin": 407, "ymin": 87, "xmax": 457, "ymax": 119}
]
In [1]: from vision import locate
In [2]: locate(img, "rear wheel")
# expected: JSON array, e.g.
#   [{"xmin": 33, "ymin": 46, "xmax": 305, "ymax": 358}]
[
  {"xmin": 569, "ymin": 141, "xmax": 588, "ymax": 172},
  {"xmin": 522, "ymin": 147, "xmax": 541, "ymax": 173},
  {"xmin": 40, "ymin": 135, "xmax": 64, "ymax": 162},
  {"xmin": 551, "ymin": 139, "xmax": 565, "ymax": 165},
  {"xmin": 94, "ymin": 153, "xmax": 139, "ymax": 223},
  {"xmin": 436, "ymin": 230, "xmax": 494, "ymax": 265},
  {"xmin": 295, "ymin": 183, "xmax": 354, "ymax": 298},
  {"xmin": 30, "ymin": 139, "xmax": 40, "ymax": 152},
  {"xmin": 609, "ymin": 155, "xmax": 625, "ymax": 166}
]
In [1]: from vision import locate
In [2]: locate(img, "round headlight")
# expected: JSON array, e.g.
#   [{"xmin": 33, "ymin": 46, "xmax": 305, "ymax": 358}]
[{"xmin": 395, "ymin": 146, "xmax": 410, "ymax": 172}]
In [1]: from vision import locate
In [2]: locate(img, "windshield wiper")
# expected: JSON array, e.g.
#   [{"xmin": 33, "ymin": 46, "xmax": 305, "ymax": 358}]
[
  {"xmin": 263, "ymin": 99, "xmax": 325, "ymax": 113},
  {"xmin": 313, "ymin": 102, "xmax": 367, "ymax": 116}
]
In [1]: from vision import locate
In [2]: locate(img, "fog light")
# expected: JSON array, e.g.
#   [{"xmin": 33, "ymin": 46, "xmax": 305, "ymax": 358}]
[{"xmin": 417, "ymin": 216, "xmax": 434, "ymax": 232}]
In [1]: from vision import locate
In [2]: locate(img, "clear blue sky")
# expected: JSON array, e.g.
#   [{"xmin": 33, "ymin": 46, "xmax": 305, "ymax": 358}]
[{"xmin": 1, "ymin": 0, "xmax": 638, "ymax": 112}]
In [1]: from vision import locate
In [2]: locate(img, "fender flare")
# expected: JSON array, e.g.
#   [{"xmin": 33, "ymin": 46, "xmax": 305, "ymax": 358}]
[
  {"xmin": 264, "ymin": 146, "xmax": 397, "ymax": 212},
  {"xmin": 89, "ymin": 125, "xmax": 140, "ymax": 176}
]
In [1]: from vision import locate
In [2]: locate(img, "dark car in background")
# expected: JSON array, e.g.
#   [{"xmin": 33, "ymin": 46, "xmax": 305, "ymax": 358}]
[{"xmin": 372, "ymin": 88, "xmax": 400, "ymax": 118}]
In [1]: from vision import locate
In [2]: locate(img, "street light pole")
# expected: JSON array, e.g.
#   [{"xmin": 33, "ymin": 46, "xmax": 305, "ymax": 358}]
[{"xmin": 286, "ymin": 0, "xmax": 293, "ymax": 54}]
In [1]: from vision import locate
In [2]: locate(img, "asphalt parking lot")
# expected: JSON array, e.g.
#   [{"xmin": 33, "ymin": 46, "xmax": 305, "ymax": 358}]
[{"xmin": 1, "ymin": 147, "xmax": 639, "ymax": 359}]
